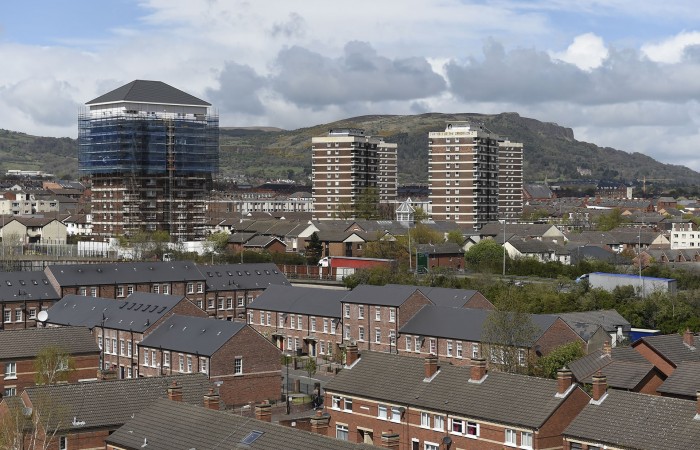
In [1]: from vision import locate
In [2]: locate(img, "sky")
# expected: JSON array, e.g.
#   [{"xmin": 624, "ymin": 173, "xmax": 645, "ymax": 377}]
[{"xmin": 2, "ymin": 0, "xmax": 700, "ymax": 172}]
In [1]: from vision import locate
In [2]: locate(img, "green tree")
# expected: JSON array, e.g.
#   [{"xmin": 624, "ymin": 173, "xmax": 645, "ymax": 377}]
[
  {"xmin": 596, "ymin": 208, "xmax": 629, "ymax": 231},
  {"xmin": 305, "ymin": 232, "xmax": 323, "ymax": 265},
  {"xmin": 534, "ymin": 341, "xmax": 585, "ymax": 379},
  {"xmin": 34, "ymin": 345, "xmax": 76, "ymax": 385},
  {"xmin": 464, "ymin": 239, "xmax": 506, "ymax": 273},
  {"xmin": 446, "ymin": 229, "xmax": 465, "ymax": 245},
  {"xmin": 304, "ymin": 357, "xmax": 317, "ymax": 378},
  {"xmin": 482, "ymin": 308, "xmax": 539, "ymax": 374},
  {"xmin": 354, "ymin": 187, "xmax": 380, "ymax": 219}
]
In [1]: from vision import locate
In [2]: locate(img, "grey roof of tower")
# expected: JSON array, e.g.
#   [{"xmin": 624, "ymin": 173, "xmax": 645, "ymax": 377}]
[{"xmin": 86, "ymin": 80, "xmax": 210, "ymax": 106}]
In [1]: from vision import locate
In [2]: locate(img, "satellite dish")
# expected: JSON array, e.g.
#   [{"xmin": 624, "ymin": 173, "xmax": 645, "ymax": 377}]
[{"xmin": 37, "ymin": 310, "xmax": 48, "ymax": 323}]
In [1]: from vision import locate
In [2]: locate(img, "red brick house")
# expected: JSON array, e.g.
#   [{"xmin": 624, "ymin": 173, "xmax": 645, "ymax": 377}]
[
  {"xmin": 0, "ymin": 374, "xmax": 210, "ymax": 450},
  {"xmin": 632, "ymin": 329, "xmax": 700, "ymax": 378},
  {"xmin": 138, "ymin": 314, "xmax": 281, "ymax": 406},
  {"xmin": 44, "ymin": 292, "xmax": 207, "ymax": 379},
  {"xmin": 415, "ymin": 242, "xmax": 465, "ymax": 271},
  {"xmin": 398, "ymin": 306, "xmax": 586, "ymax": 368},
  {"xmin": 201, "ymin": 263, "xmax": 290, "ymax": 321},
  {"xmin": 324, "ymin": 347, "xmax": 590, "ymax": 449},
  {"xmin": 247, "ymin": 284, "xmax": 345, "ymax": 358},
  {"xmin": 563, "ymin": 373, "xmax": 700, "ymax": 449},
  {"xmin": 0, "ymin": 327, "xmax": 99, "ymax": 399},
  {"xmin": 0, "ymin": 271, "xmax": 61, "ymax": 331},
  {"xmin": 568, "ymin": 342, "xmax": 664, "ymax": 395}
]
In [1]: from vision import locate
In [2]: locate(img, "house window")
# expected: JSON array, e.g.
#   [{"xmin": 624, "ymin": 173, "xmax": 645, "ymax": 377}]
[
  {"xmin": 389, "ymin": 330, "xmax": 396, "ymax": 346},
  {"xmin": 197, "ymin": 300, "xmax": 204, "ymax": 309},
  {"xmin": 344, "ymin": 398, "xmax": 352, "ymax": 412},
  {"xmin": 344, "ymin": 325, "xmax": 351, "ymax": 340},
  {"xmin": 226, "ymin": 298, "xmax": 233, "ymax": 309},
  {"xmin": 3, "ymin": 387, "xmax": 16, "ymax": 397},
  {"xmin": 406, "ymin": 336, "xmax": 412, "ymax": 351},
  {"xmin": 127, "ymin": 285, "xmax": 134, "ymax": 295},
  {"xmin": 433, "ymin": 415, "xmax": 444, "ymax": 431},
  {"xmin": 472, "ymin": 343, "xmax": 479, "ymax": 359},
  {"xmin": 3, "ymin": 310, "xmax": 10, "ymax": 323},
  {"xmin": 310, "ymin": 317, "xmax": 316, "ymax": 332},
  {"xmin": 466, "ymin": 421, "xmax": 479, "ymax": 437},
  {"xmin": 208, "ymin": 299, "xmax": 215, "ymax": 310},
  {"xmin": 79, "ymin": 287, "xmax": 87, "ymax": 296},
  {"xmin": 90, "ymin": 287, "xmax": 97, "ymax": 297},
  {"xmin": 98, "ymin": 334, "xmax": 103, "ymax": 350},
  {"xmin": 279, "ymin": 315, "xmax": 285, "ymax": 328},
  {"xmin": 429, "ymin": 339, "xmax": 436, "ymax": 355},
  {"xmin": 389, "ymin": 308, "xmax": 395, "ymax": 322},
  {"xmin": 117, "ymin": 286, "xmax": 125, "ymax": 297},
  {"xmin": 237, "ymin": 297, "xmax": 244, "ymax": 307},
  {"xmin": 163, "ymin": 352, "xmax": 170, "ymax": 367},
  {"xmin": 456, "ymin": 342, "xmax": 463, "ymax": 358},
  {"xmin": 344, "ymin": 304, "xmax": 350, "ymax": 318},
  {"xmin": 179, "ymin": 355, "xmax": 184, "ymax": 372},
  {"xmin": 323, "ymin": 319, "xmax": 329, "ymax": 333},
  {"xmin": 112, "ymin": 339, "xmax": 117, "ymax": 354},
  {"xmin": 332, "ymin": 395, "xmax": 341, "ymax": 410},
  {"xmin": 28, "ymin": 307, "xmax": 36, "ymax": 320},
  {"xmin": 375, "ymin": 328, "xmax": 381, "ymax": 343},
  {"xmin": 518, "ymin": 349, "xmax": 527, "ymax": 366},
  {"xmin": 151, "ymin": 350, "xmax": 156, "ymax": 367},
  {"xmin": 378, "ymin": 404, "xmax": 388, "ymax": 420},
  {"xmin": 218, "ymin": 298, "xmax": 224, "ymax": 310},
  {"xmin": 187, "ymin": 283, "xmax": 194, "ymax": 294},
  {"xmin": 260, "ymin": 312, "xmax": 265, "ymax": 325},
  {"xmin": 415, "ymin": 336, "xmax": 421, "ymax": 352},
  {"xmin": 375, "ymin": 306, "xmax": 381, "ymax": 321},
  {"xmin": 421, "ymin": 412, "xmax": 430, "ymax": 427},
  {"xmin": 162, "ymin": 284, "xmax": 170, "ymax": 295},
  {"xmin": 425, "ymin": 443, "xmax": 439, "ymax": 450},
  {"xmin": 234, "ymin": 357, "xmax": 243, "ymax": 375},
  {"xmin": 446, "ymin": 341, "xmax": 453, "ymax": 357},
  {"xmin": 358, "ymin": 305, "xmax": 364, "ymax": 319},
  {"xmin": 391, "ymin": 406, "xmax": 402, "ymax": 422},
  {"xmin": 14, "ymin": 309, "xmax": 22, "ymax": 322},
  {"xmin": 358, "ymin": 326, "xmax": 365, "ymax": 341},
  {"xmin": 266, "ymin": 313, "xmax": 271, "ymax": 326},
  {"xmin": 287, "ymin": 338, "xmax": 292, "ymax": 351},
  {"xmin": 153, "ymin": 284, "xmax": 160, "ymax": 294},
  {"xmin": 297, "ymin": 315, "xmax": 302, "ymax": 330},
  {"xmin": 200, "ymin": 358, "xmax": 208, "ymax": 374},
  {"xmin": 290, "ymin": 315, "xmax": 296, "ymax": 329},
  {"xmin": 521, "ymin": 431, "xmax": 533, "ymax": 449},
  {"xmin": 4, "ymin": 361, "xmax": 17, "ymax": 379},
  {"xmin": 119, "ymin": 339, "xmax": 125, "ymax": 356},
  {"xmin": 144, "ymin": 351, "xmax": 149, "ymax": 366},
  {"xmin": 248, "ymin": 312, "xmax": 253, "ymax": 324},
  {"xmin": 127, "ymin": 341, "xmax": 132, "ymax": 357},
  {"xmin": 59, "ymin": 436, "xmax": 67, "ymax": 450},
  {"xmin": 451, "ymin": 419, "xmax": 464, "ymax": 434},
  {"xmin": 505, "ymin": 429, "xmax": 517, "ymax": 446},
  {"xmin": 336, "ymin": 424, "xmax": 349, "ymax": 441},
  {"xmin": 197, "ymin": 282, "xmax": 204, "ymax": 293},
  {"xmin": 187, "ymin": 356, "xmax": 193, "ymax": 372}
]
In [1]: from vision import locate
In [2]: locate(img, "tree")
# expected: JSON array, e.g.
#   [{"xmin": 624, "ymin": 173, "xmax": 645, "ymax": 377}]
[
  {"xmin": 464, "ymin": 239, "xmax": 505, "ymax": 273},
  {"xmin": 34, "ymin": 346, "xmax": 76, "ymax": 385},
  {"xmin": 534, "ymin": 341, "xmax": 585, "ymax": 379},
  {"xmin": 304, "ymin": 357, "xmax": 317, "ymax": 378},
  {"xmin": 0, "ymin": 388, "xmax": 70, "ymax": 450},
  {"xmin": 354, "ymin": 187, "xmax": 380, "ymax": 219},
  {"xmin": 596, "ymin": 208, "xmax": 629, "ymax": 231},
  {"xmin": 305, "ymin": 232, "xmax": 323, "ymax": 265},
  {"xmin": 446, "ymin": 229, "xmax": 465, "ymax": 245},
  {"xmin": 482, "ymin": 308, "xmax": 539, "ymax": 374}
]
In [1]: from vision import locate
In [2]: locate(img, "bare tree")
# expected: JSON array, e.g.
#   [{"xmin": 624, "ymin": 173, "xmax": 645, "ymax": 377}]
[
  {"xmin": 482, "ymin": 309, "xmax": 539, "ymax": 374},
  {"xmin": 34, "ymin": 346, "xmax": 76, "ymax": 386},
  {"xmin": 0, "ymin": 390, "xmax": 69, "ymax": 450}
]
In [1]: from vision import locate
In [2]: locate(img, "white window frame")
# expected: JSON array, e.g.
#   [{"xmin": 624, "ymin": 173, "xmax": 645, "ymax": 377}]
[
  {"xmin": 336, "ymin": 424, "xmax": 349, "ymax": 441},
  {"xmin": 4, "ymin": 361, "xmax": 17, "ymax": 379},
  {"xmin": 466, "ymin": 421, "xmax": 479, "ymax": 438},
  {"xmin": 505, "ymin": 428, "xmax": 517, "ymax": 446},
  {"xmin": 378, "ymin": 404, "xmax": 388, "ymax": 420},
  {"xmin": 420, "ymin": 411, "xmax": 430, "ymax": 428},
  {"xmin": 234, "ymin": 357, "xmax": 243, "ymax": 375}
]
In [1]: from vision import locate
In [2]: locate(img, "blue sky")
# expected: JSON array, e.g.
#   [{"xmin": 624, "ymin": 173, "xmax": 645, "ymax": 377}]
[{"xmin": 2, "ymin": 0, "xmax": 700, "ymax": 173}]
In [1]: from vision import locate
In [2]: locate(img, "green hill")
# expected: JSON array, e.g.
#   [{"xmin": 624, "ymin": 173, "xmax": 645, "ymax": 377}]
[{"xmin": 2, "ymin": 112, "xmax": 699, "ymax": 187}]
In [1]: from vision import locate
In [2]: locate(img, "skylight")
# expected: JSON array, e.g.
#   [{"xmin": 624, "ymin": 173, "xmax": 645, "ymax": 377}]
[{"xmin": 240, "ymin": 431, "xmax": 263, "ymax": 445}]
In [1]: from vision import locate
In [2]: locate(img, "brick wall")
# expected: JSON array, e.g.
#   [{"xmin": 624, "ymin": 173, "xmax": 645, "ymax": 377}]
[
  {"xmin": 397, "ymin": 335, "xmax": 480, "ymax": 367},
  {"xmin": 1, "ymin": 299, "xmax": 56, "ymax": 330},
  {"xmin": 537, "ymin": 387, "xmax": 590, "ymax": 449},
  {"xmin": 463, "ymin": 292, "xmax": 495, "ymax": 310},
  {"xmin": 534, "ymin": 318, "xmax": 585, "ymax": 357},
  {"xmin": 247, "ymin": 309, "xmax": 341, "ymax": 357},
  {"xmin": 633, "ymin": 341, "xmax": 676, "ymax": 377}
]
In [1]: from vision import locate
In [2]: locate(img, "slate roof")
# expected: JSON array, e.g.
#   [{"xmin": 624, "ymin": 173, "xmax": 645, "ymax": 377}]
[
  {"xmin": 106, "ymin": 398, "xmax": 375, "ymax": 450},
  {"xmin": 656, "ymin": 361, "xmax": 700, "ymax": 397},
  {"xmin": 632, "ymin": 333, "xmax": 700, "ymax": 366},
  {"xmin": 399, "ymin": 305, "xmax": 559, "ymax": 346},
  {"xmin": 244, "ymin": 235, "xmax": 285, "ymax": 248},
  {"xmin": 524, "ymin": 183, "xmax": 554, "ymax": 199},
  {"xmin": 227, "ymin": 231, "xmax": 257, "ymax": 244},
  {"xmin": 0, "ymin": 270, "xmax": 60, "ymax": 303},
  {"xmin": 45, "ymin": 261, "xmax": 204, "ymax": 286},
  {"xmin": 341, "ymin": 284, "xmax": 425, "ymax": 306},
  {"xmin": 86, "ymin": 80, "xmax": 210, "ymax": 106},
  {"xmin": 415, "ymin": 242, "xmax": 464, "ymax": 255},
  {"xmin": 202, "ymin": 263, "xmax": 289, "ymax": 291},
  {"xmin": 247, "ymin": 284, "xmax": 344, "ymax": 318},
  {"xmin": 46, "ymin": 294, "xmax": 184, "ymax": 332},
  {"xmin": 413, "ymin": 285, "xmax": 492, "ymax": 309},
  {"xmin": 558, "ymin": 310, "xmax": 631, "ymax": 333},
  {"xmin": 564, "ymin": 389, "xmax": 700, "ymax": 449},
  {"xmin": 569, "ymin": 347, "xmax": 654, "ymax": 389},
  {"xmin": 0, "ymin": 326, "xmax": 98, "ymax": 360},
  {"xmin": 325, "ymin": 351, "xmax": 580, "ymax": 429},
  {"xmin": 138, "ymin": 315, "xmax": 245, "ymax": 356},
  {"xmin": 23, "ymin": 374, "xmax": 210, "ymax": 432}
]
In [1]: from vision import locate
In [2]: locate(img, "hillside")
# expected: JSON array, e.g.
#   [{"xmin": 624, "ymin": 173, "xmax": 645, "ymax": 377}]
[{"xmin": 2, "ymin": 112, "xmax": 699, "ymax": 187}]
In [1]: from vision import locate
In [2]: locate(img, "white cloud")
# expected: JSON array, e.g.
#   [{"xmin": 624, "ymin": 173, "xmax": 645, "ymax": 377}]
[
  {"xmin": 642, "ymin": 31, "xmax": 700, "ymax": 63},
  {"xmin": 551, "ymin": 33, "xmax": 609, "ymax": 70}
]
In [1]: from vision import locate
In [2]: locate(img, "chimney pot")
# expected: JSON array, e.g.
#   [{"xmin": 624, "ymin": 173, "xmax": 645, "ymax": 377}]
[
  {"xmin": 309, "ymin": 409, "xmax": 330, "ymax": 434},
  {"xmin": 424, "ymin": 354, "xmax": 438, "ymax": 379},
  {"xmin": 557, "ymin": 367, "xmax": 573, "ymax": 394},
  {"xmin": 470, "ymin": 358, "xmax": 487, "ymax": 383},
  {"xmin": 345, "ymin": 343, "xmax": 359, "ymax": 366},
  {"xmin": 203, "ymin": 388, "xmax": 220, "ymax": 410},
  {"xmin": 167, "ymin": 381, "xmax": 183, "ymax": 402},
  {"xmin": 602, "ymin": 340, "xmax": 611, "ymax": 356},
  {"xmin": 591, "ymin": 370, "xmax": 607, "ymax": 402},
  {"xmin": 255, "ymin": 402, "xmax": 272, "ymax": 422}
]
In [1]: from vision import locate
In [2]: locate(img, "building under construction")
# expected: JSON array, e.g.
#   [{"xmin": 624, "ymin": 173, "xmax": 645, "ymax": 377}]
[{"xmin": 79, "ymin": 80, "xmax": 219, "ymax": 241}]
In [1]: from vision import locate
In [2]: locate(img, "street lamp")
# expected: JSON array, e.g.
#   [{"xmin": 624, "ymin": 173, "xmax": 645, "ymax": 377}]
[
  {"xmin": 500, "ymin": 219, "xmax": 506, "ymax": 277},
  {"xmin": 285, "ymin": 353, "xmax": 291, "ymax": 414}
]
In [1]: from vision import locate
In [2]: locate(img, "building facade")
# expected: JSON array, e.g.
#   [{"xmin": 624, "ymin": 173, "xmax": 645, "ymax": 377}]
[
  {"xmin": 428, "ymin": 122, "xmax": 500, "ymax": 228},
  {"xmin": 498, "ymin": 140, "xmax": 523, "ymax": 221},
  {"xmin": 311, "ymin": 129, "xmax": 397, "ymax": 220},
  {"xmin": 79, "ymin": 80, "xmax": 219, "ymax": 241}
]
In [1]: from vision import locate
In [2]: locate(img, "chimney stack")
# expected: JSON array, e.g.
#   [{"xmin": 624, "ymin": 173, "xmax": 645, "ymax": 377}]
[
  {"xmin": 203, "ymin": 388, "xmax": 220, "ymax": 410},
  {"xmin": 696, "ymin": 391, "xmax": 700, "ymax": 419},
  {"xmin": 684, "ymin": 329, "xmax": 695, "ymax": 347},
  {"xmin": 167, "ymin": 381, "xmax": 183, "ymax": 402},
  {"xmin": 255, "ymin": 401, "xmax": 272, "ymax": 422},
  {"xmin": 345, "ymin": 343, "xmax": 359, "ymax": 366},
  {"xmin": 469, "ymin": 358, "xmax": 487, "ymax": 383},
  {"xmin": 591, "ymin": 370, "xmax": 607, "ymax": 402},
  {"xmin": 424, "ymin": 354, "xmax": 438, "ymax": 380},
  {"xmin": 557, "ymin": 367, "xmax": 573, "ymax": 395},
  {"xmin": 602, "ymin": 340, "xmax": 611, "ymax": 356},
  {"xmin": 380, "ymin": 430, "xmax": 400, "ymax": 449},
  {"xmin": 310, "ymin": 408, "xmax": 330, "ymax": 435}
]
